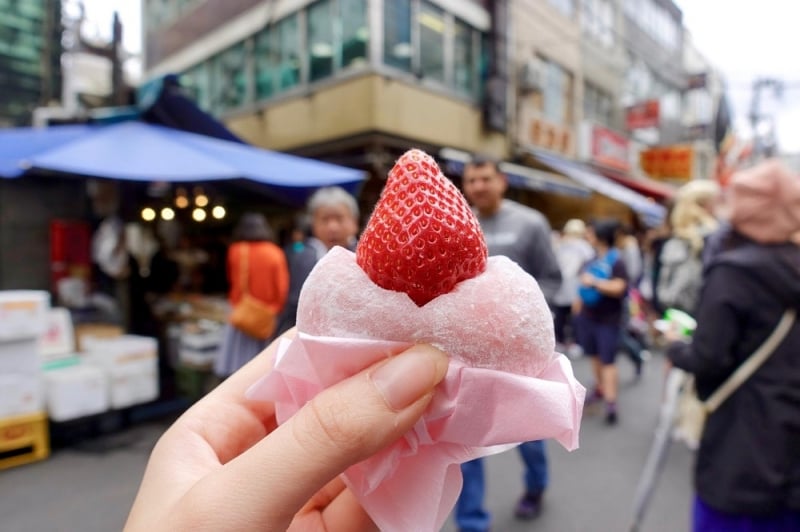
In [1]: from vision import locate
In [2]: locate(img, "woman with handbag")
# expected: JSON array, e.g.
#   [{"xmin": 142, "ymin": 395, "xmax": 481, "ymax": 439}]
[
  {"xmin": 215, "ymin": 213, "xmax": 289, "ymax": 379},
  {"xmin": 666, "ymin": 159, "xmax": 800, "ymax": 531}
]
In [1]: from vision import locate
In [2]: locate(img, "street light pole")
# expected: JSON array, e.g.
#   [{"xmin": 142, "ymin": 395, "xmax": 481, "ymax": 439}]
[{"xmin": 749, "ymin": 77, "xmax": 783, "ymax": 158}]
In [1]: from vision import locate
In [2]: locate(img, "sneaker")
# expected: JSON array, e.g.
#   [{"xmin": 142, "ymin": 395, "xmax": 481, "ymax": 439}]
[
  {"xmin": 605, "ymin": 402, "xmax": 618, "ymax": 425},
  {"xmin": 514, "ymin": 491, "xmax": 543, "ymax": 520}
]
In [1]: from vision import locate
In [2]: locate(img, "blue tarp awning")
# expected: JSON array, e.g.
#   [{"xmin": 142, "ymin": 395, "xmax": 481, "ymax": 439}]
[
  {"xmin": 438, "ymin": 147, "xmax": 591, "ymax": 198},
  {"xmin": 0, "ymin": 121, "xmax": 365, "ymax": 206},
  {"xmin": 530, "ymin": 149, "xmax": 666, "ymax": 226}
]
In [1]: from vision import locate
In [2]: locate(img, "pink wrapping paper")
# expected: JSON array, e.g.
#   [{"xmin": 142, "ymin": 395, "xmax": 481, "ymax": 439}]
[{"xmin": 247, "ymin": 333, "xmax": 585, "ymax": 532}]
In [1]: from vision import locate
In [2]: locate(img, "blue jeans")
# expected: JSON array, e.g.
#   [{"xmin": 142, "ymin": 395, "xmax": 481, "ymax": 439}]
[{"xmin": 455, "ymin": 440, "xmax": 548, "ymax": 532}]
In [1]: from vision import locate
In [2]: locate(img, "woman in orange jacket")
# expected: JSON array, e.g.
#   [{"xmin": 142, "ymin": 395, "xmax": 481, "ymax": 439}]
[{"xmin": 214, "ymin": 213, "xmax": 288, "ymax": 378}]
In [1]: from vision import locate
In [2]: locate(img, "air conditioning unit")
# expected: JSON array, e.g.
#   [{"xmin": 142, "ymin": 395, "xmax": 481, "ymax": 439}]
[{"xmin": 519, "ymin": 58, "xmax": 544, "ymax": 93}]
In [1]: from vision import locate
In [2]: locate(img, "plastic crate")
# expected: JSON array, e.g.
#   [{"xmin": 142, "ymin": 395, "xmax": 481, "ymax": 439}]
[{"xmin": 0, "ymin": 411, "xmax": 50, "ymax": 470}]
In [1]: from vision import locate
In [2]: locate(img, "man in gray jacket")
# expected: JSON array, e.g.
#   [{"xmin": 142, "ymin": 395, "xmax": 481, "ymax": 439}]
[{"xmin": 455, "ymin": 155, "xmax": 562, "ymax": 532}]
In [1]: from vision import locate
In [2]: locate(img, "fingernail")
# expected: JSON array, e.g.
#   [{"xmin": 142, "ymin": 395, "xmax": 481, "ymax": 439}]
[{"xmin": 370, "ymin": 345, "xmax": 448, "ymax": 411}]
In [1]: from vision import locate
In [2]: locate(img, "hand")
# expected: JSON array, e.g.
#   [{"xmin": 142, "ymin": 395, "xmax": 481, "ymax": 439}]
[
  {"xmin": 580, "ymin": 273, "xmax": 595, "ymax": 287},
  {"xmin": 124, "ymin": 330, "xmax": 449, "ymax": 531},
  {"xmin": 662, "ymin": 323, "xmax": 685, "ymax": 344}
]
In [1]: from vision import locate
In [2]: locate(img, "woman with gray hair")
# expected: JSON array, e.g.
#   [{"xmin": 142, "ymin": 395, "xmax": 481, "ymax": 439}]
[{"xmin": 274, "ymin": 187, "xmax": 360, "ymax": 335}]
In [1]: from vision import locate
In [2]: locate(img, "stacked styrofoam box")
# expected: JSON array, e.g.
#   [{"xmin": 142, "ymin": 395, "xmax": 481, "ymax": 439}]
[
  {"xmin": 82, "ymin": 336, "xmax": 159, "ymax": 409},
  {"xmin": 179, "ymin": 321, "xmax": 224, "ymax": 367},
  {"xmin": 0, "ymin": 291, "xmax": 50, "ymax": 342},
  {"xmin": 0, "ymin": 291, "xmax": 49, "ymax": 418},
  {"xmin": 37, "ymin": 308, "xmax": 76, "ymax": 364},
  {"xmin": 42, "ymin": 358, "xmax": 109, "ymax": 422}
]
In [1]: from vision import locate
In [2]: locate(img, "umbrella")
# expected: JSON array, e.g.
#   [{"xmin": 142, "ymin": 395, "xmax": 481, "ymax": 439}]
[
  {"xmin": 628, "ymin": 367, "xmax": 687, "ymax": 531},
  {"xmin": 0, "ymin": 121, "xmax": 365, "ymax": 206}
]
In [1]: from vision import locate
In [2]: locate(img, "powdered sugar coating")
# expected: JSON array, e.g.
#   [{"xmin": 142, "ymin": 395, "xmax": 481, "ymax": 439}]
[{"xmin": 297, "ymin": 247, "xmax": 556, "ymax": 377}]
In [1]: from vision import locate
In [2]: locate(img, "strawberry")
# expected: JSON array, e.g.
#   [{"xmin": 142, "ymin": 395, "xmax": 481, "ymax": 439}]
[{"xmin": 356, "ymin": 149, "xmax": 488, "ymax": 306}]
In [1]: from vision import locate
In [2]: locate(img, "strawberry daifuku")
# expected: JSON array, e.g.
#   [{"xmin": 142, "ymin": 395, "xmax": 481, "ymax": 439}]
[
  {"xmin": 356, "ymin": 149, "xmax": 488, "ymax": 306},
  {"xmin": 296, "ymin": 148, "xmax": 557, "ymax": 377}
]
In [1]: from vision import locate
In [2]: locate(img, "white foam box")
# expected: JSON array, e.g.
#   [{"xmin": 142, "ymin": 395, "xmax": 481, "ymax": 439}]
[
  {"xmin": 106, "ymin": 357, "xmax": 159, "ymax": 409},
  {"xmin": 0, "ymin": 291, "xmax": 50, "ymax": 342},
  {"xmin": 0, "ymin": 372, "xmax": 44, "ymax": 418},
  {"xmin": 37, "ymin": 308, "xmax": 76, "ymax": 362},
  {"xmin": 0, "ymin": 339, "xmax": 40, "ymax": 374},
  {"xmin": 81, "ymin": 335, "xmax": 158, "ymax": 367},
  {"xmin": 178, "ymin": 348, "xmax": 216, "ymax": 367},
  {"xmin": 180, "ymin": 321, "xmax": 224, "ymax": 351},
  {"xmin": 43, "ymin": 359, "xmax": 109, "ymax": 422}
]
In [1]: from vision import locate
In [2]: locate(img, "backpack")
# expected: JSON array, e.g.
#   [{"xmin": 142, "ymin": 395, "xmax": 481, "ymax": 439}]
[
  {"xmin": 578, "ymin": 249, "xmax": 620, "ymax": 306},
  {"xmin": 657, "ymin": 237, "xmax": 703, "ymax": 314}
]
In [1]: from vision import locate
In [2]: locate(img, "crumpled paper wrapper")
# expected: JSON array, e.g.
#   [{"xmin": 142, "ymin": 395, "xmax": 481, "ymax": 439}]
[{"xmin": 246, "ymin": 248, "xmax": 585, "ymax": 531}]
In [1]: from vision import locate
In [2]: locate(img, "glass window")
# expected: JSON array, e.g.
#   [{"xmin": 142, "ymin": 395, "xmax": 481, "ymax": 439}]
[
  {"xmin": 384, "ymin": 0, "xmax": 412, "ymax": 71},
  {"xmin": 254, "ymin": 27, "xmax": 278, "ymax": 99},
  {"xmin": 211, "ymin": 42, "xmax": 248, "ymax": 112},
  {"xmin": 548, "ymin": 0, "xmax": 575, "ymax": 17},
  {"xmin": 308, "ymin": 0, "xmax": 334, "ymax": 82},
  {"xmin": 255, "ymin": 14, "xmax": 301, "ymax": 99},
  {"xmin": 542, "ymin": 59, "xmax": 572, "ymax": 124},
  {"xmin": 181, "ymin": 63, "xmax": 212, "ymax": 111},
  {"xmin": 419, "ymin": 1, "xmax": 445, "ymax": 82},
  {"xmin": 278, "ymin": 15, "xmax": 301, "ymax": 90},
  {"xmin": 584, "ymin": 82, "xmax": 613, "ymax": 125},
  {"xmin": 340, "ymin": 0, "xmax": 368, "ymax": 68},
  {"xmin": 453, "ymin": 19, "xmax": 474, "ymax": 96},
  {"xmin": 581, "ymin": 0, "xmax": 614, "ymax": 48}
]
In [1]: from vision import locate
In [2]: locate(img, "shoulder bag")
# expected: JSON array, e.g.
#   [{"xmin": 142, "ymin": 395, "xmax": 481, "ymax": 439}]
[
  {"xmin": 229, "ymin": 243, "xmax": 277, "ymax": 340},
  {"xmin": 674, "ymin": 308, "xmax": 796, "ymax": 450}
]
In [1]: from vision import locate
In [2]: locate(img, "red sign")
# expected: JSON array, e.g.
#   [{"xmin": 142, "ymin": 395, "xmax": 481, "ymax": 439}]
[
  {"xmin": 591, "ymin": 126, "xmax": 630, "ymax": 171},
  {"xmin": 625, "ymin": 99, "xmax": 660, "ymax": 130}
]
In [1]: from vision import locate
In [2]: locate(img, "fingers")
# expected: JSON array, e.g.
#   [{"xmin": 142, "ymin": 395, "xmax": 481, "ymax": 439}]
[{"xmin": 184, "ymin": 344, "xmax": 449, "ymax": 530}]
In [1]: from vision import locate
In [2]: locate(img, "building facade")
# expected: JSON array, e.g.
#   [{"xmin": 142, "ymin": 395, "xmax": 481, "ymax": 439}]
[
  {"xmin": 143, "ymin": 0, "xmax": 708, "ymax": 228},
  {"xmin": 0, "ymin": 0, "xmax": 62, "ymax": 126},
  {"xmin": 143, "ymin": 0, "xmax": 509, "ymax": 212}
]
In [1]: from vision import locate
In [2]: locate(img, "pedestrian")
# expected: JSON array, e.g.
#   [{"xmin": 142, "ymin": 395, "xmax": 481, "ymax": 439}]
[
  {"xmin": 553, "ymin": 218, "xmax": 594, "ymax": 355},
  {"xmin": 666, "ymin": 159, "xmax": 800, "ymax": 531},
  {"xmin": 125, "ymin": 335, "xmax": 450, "ymax": 531},
  {"xmin": 214, "ymin": 213, "xmax": 289, "ymax": 378},
  {"xmin": 274, "ymin": 186, "xmax": 360, "ymax": 335},
  {"xmin": 657, "ymin": 180, "xmax": 720, "ymax": 315},
  {"xmin": 456, "ymin": 154, "xmax": 563, "ymax": 531},
  {"xmin": 575, "ymin": 218, "xmax": 629, "ymax": 425}
]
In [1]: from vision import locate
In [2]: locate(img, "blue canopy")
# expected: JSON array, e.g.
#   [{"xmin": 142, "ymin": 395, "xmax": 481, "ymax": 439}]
[
  {"xmin": 0, "ymin": 121, "xmax": 365, "ymax": 205},
  {"xmin": 530, "ymin": 149, "xmax": 666, "ymax": 226}
]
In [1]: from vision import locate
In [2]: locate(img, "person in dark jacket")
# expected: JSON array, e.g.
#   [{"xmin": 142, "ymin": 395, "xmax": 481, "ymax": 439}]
[{"xmin": 667, "ymin": 159, "xmax": 800, "ymax": 531}]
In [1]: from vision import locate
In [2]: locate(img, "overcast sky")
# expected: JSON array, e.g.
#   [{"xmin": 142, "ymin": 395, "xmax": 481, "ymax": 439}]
[
  {"xmin": 80, "ymin": 0, "xmax": 800, "ymax": 152},
  {"xmin": 677, "ymin": 0, "xmax": 800, "ymax": 152}
]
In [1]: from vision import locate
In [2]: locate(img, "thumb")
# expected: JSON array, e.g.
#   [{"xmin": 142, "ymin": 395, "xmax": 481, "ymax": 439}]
[{"xmin": 190, "ymin": 344, "xmax": 449, "ymax": 530}]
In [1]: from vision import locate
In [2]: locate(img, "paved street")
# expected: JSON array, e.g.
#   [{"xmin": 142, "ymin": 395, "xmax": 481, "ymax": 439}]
[{"xmin": 1, "ymin": 352, "xmax": 693, "ymax": 532}]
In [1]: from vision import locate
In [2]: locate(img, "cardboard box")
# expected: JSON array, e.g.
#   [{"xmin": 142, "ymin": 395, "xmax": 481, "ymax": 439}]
[
  {"xmin": 0, "ymin": 291, "xmax": 50, "ymax": 342},
  {"xmin": 74, "ymin": 323, "xmax": 124, "ymax": 352},
  {"xmin": 0, "ymin": 372, "xmax": 44, "ymax": 418},
  {"xmin": 81, "ymin": 335, "xmax": 157, "ymax": 367},
  {"xmin": 0, "ymin": 339, "xmax": 40, "ymax": 374},
  {"xmin": 43, "ymin": 360, "xmax": 109, "ymax": 422}
]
